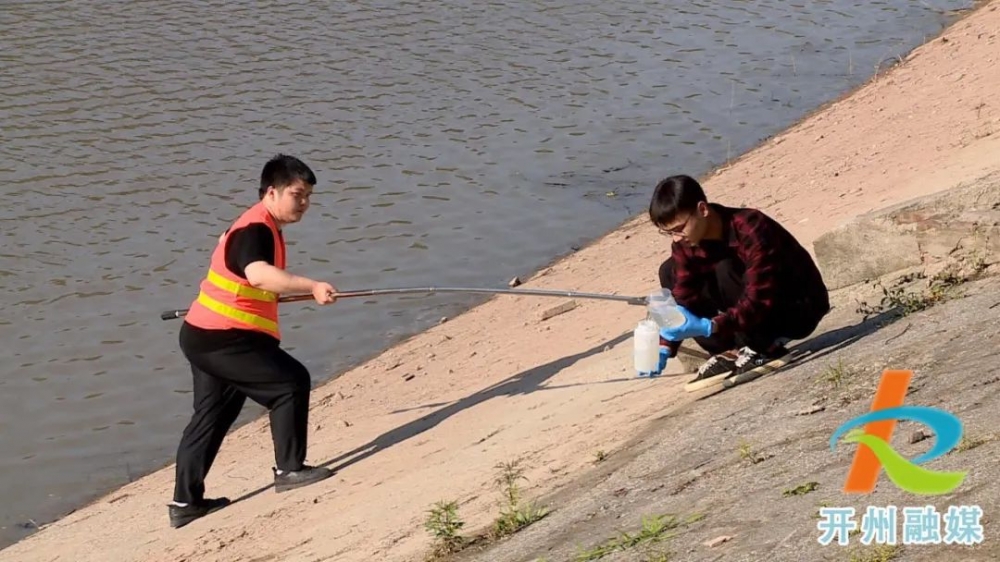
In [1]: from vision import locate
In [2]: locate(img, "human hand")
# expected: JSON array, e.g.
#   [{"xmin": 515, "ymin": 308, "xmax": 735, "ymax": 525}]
[
  {"xmin": 658, "ymin": 306, "xmax": 713, "ymax": 341},
  {"xmin": 311, "ymin": 281, "xmax": 338, "ymax": 305}
]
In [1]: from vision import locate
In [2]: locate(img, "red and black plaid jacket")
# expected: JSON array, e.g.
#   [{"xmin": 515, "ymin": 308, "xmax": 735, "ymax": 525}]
[{"xmin": 665, "ymin": 203, "xmax": 829, "ymax": 355}]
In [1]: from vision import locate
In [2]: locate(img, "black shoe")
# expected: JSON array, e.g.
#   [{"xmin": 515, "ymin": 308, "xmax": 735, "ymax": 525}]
[
  {"xmin": 734, "ymin": 344, "xmax": 792, "ymax": 376},
  {"xmin": 168, "ymin": 497, "xmax": 231, "ymax": 529},
  {"xmin": 273, "ymin": 465, "xmax": 335, "ymax": 493},
  {"xmin": 691, "ymin": 352, "xmax": 738, "ymax": 382}
]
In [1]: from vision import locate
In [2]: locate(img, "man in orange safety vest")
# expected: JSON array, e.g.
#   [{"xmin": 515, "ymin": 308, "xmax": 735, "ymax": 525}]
[{"xmin": 169, "ymin": 154, "xmax": 338, "ymax": 528}]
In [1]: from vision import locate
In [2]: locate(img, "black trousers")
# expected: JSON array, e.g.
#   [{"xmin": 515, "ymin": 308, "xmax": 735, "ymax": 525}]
[
  {"xmin": 173, "ymin": 322, "xmax": 311, "ymax": 504},
  {"xmin": 659, "ymin": 257, "xmax": 827, "ymax": 355}
]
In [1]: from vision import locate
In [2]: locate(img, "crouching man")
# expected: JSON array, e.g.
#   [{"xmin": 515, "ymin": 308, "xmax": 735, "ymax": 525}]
[{"xmin": 649, "ymin": 174, "xmax": 830, "ymax": 381}]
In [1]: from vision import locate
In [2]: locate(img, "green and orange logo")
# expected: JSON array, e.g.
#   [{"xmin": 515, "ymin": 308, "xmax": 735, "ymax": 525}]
[{"xmin": 830, "ymin": 370, "xmax": 967, "ymax": 496}]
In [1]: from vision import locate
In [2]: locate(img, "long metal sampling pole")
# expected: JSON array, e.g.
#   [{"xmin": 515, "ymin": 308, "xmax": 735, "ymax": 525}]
[{"xmin": 159, "ymin": 285, "xmax": 649, "ymax": 320}]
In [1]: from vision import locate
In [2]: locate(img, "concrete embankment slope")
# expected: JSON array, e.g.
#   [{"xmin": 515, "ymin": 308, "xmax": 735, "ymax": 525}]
[
  {"xmin": 459, "ymin": 174, "xmax": 1000, "ymax": 562},
  {"xmin": 1, "ymin": 2, "xmax": 997, "ymax": 561}
]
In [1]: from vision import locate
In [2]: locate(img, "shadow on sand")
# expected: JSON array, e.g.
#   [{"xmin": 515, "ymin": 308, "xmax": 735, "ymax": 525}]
[
  {"xmin": 232, "ymin": 330, "xmax": 632, "ymax": 504},
  {"xmin": 231, "ymin": 307, "xmax": 902, "ymax": 504}
]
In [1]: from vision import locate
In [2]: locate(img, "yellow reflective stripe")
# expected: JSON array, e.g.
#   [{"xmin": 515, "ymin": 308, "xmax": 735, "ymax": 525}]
[
  {"xmin": 196, "ymin": 291, "xmax": 278, "ymax": 334},
  {"xmin": 206, "ymin": 269, "xmax": 277, "ymax": 302}
]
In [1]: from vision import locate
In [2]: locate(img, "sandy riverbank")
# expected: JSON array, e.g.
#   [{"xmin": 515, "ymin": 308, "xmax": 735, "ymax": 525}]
[{"xmin": 2, "ymin": 2, "xmax": 998, "ymax": 561}]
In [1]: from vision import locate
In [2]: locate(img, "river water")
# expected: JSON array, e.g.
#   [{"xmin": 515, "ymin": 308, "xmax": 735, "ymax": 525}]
[{"xmin": 0, "ymin": 0, "xmax": 971, "ymax": 549}]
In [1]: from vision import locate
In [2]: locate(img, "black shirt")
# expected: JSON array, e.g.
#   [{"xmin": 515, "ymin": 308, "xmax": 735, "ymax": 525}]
[
  {"xmin": 224, "ymin": 223, "xmax": 278, "ymax": 277},
  {"xmin": 181, "ymin": 223, "xmax": 284, "ymax": 350}
]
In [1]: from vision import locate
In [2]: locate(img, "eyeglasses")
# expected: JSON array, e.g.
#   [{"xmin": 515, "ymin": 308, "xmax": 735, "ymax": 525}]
[{"xmin": 657, "ymin": 215, "xmax": 692, "ymax": 236}]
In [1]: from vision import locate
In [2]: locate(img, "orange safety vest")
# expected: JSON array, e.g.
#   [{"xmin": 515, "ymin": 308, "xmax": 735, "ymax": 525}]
[{"xmin": 184, "ymin": 202, "xmax": 287, "ymax": 340}]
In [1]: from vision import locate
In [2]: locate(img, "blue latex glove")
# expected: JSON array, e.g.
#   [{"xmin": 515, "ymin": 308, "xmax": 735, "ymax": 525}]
[{"xmin": 658, "ymin": 306, "xmax": 713, "ymax": 341}]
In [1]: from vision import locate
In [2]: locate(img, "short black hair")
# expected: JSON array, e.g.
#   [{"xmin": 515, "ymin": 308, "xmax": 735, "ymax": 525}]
[
  {"xmin": 648, "ymin": 175, "xmax": 707, "ymax": 227},
  {"xmin": 259, "ymin": 154, "xmax": 317, "ymax": 199}
]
